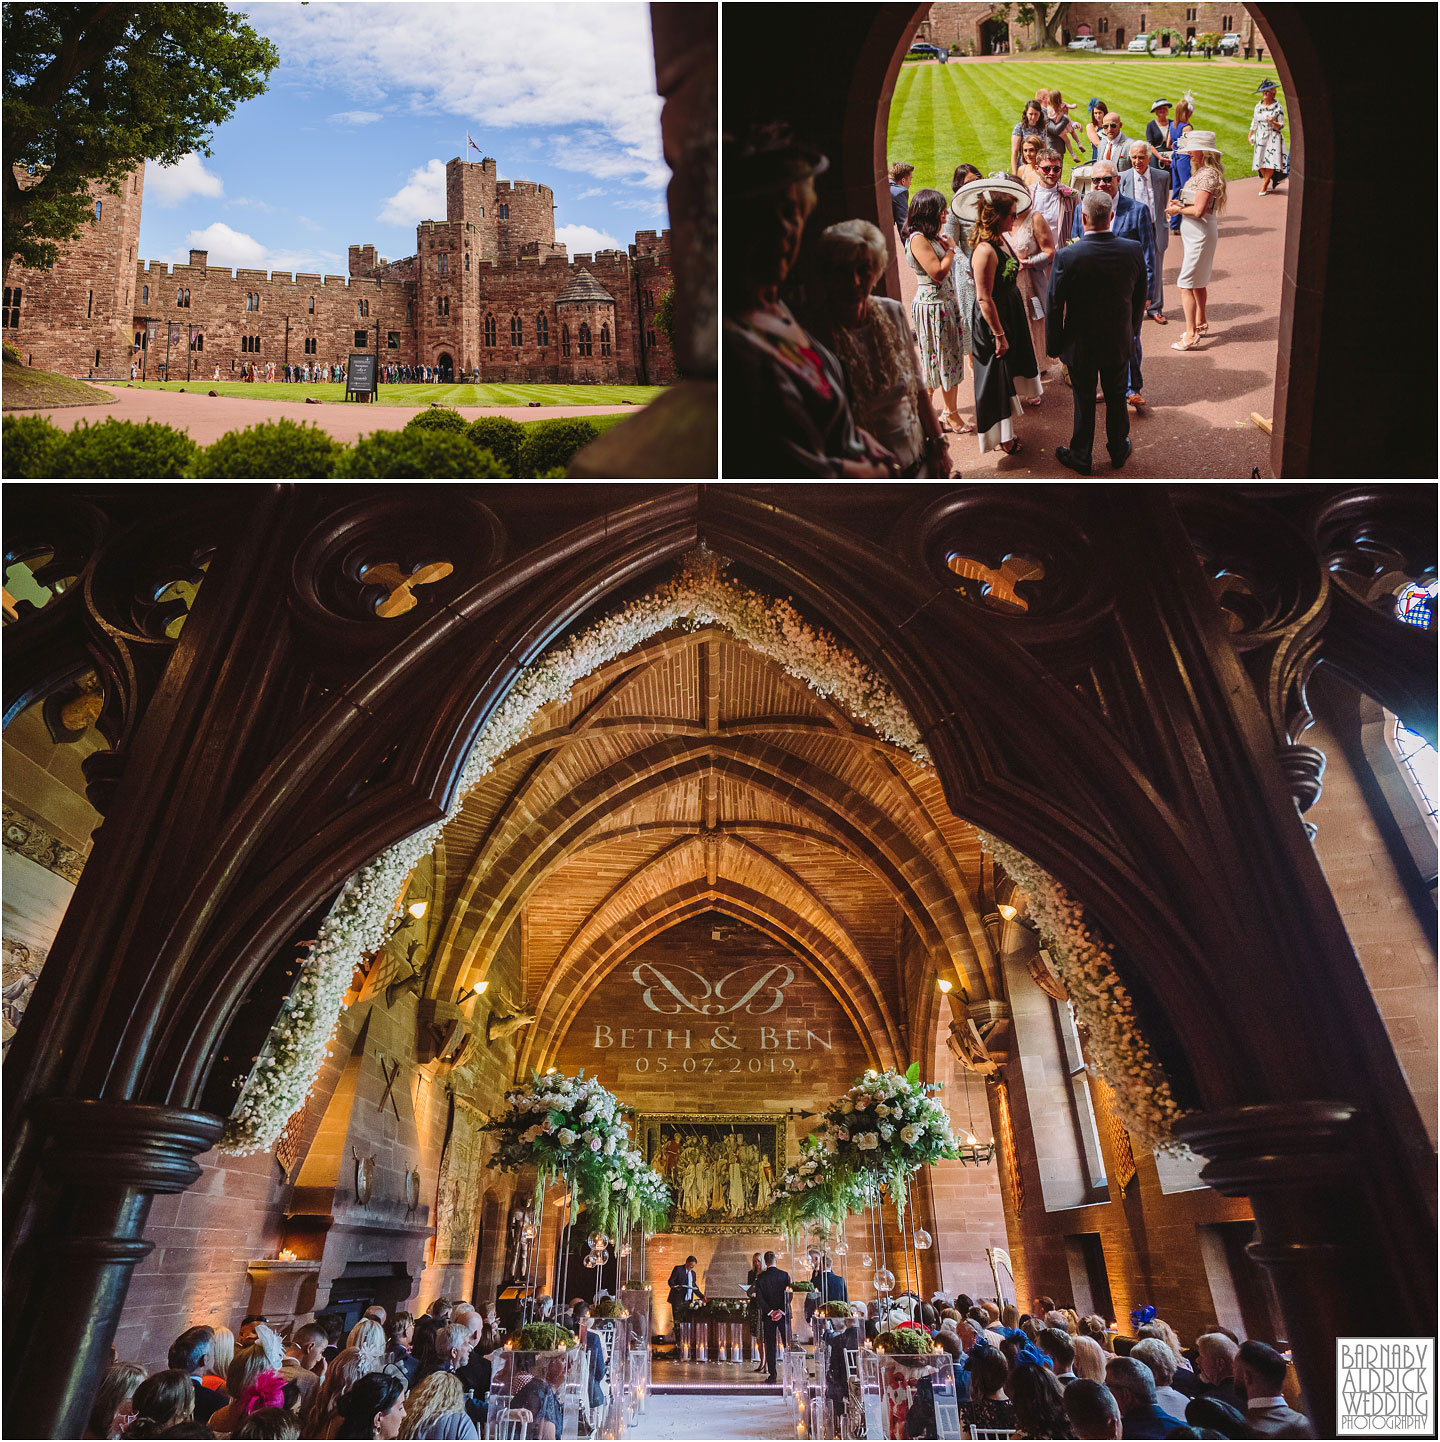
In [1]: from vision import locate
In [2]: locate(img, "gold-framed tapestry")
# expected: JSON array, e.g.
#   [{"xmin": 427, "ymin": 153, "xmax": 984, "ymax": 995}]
[{"xmin": 641, "ymin": 1113, "xmax": 784, "ymax": 1234}]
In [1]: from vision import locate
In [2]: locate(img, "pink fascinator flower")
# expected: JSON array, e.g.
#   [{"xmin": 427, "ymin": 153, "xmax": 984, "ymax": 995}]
[{"xmin": 243, "ymin": 1370, "xmax": 287, "ymax": 1414}]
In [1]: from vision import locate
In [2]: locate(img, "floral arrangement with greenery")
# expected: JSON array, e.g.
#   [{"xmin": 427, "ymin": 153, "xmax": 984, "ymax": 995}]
[
  {"xmin": 591, "ymin": 1297, "xmax": 629, "ymax": 1320},
  {"xmin": 479, "ymin": 1069, "xmax": 670, "ymax": 1234},
  {"xmin": 818, "ymin": 1300, "xmax": 855, "ymax": 1319},
  {"xmin": 677, "ymin": 1296, "xmax": 751, "ymax": 1322},
  {"xmin": 875, "ymin": 1327, "xmax": 938, "ymax": 1355},
  {"xmin": 789, "ymin": 1280, "xmax": 815, "ymax": 1294},
  {"xmin": 511, "ymin": 1322, "xmax": 578, "ymax": 1352}
]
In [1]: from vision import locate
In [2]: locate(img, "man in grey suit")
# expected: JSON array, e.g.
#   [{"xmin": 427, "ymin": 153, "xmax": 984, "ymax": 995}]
[
  {"xmin": 1237, "ymin": 1341, "xmax": 1314, "ymax": 1437},
  {"xmin": 1094, "ymin": 112, "xmax": 1133, "ymax": 171},
  {"xmin": 1119, "ymin": 144, "xmax": 1172, "ymax": 323}
]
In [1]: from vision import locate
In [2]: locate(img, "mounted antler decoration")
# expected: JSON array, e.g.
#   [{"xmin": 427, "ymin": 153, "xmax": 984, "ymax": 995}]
[{"xmin": 486, "ymin": 1007, "xmax": 537, "ymax": 1045}]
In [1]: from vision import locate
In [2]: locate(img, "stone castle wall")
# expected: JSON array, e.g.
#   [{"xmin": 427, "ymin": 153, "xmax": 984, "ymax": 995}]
[{"xmin": 921, "ymin": 1, "xmax": 1254, "ymax": 50}]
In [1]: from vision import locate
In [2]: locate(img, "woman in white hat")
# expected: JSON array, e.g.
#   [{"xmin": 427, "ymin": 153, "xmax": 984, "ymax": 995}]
[
  {"xmin": 1164, "ymin": 132, "xmax": 1227, "ymax": 351},
  {"xmin": 1248, "ymin": 79, "xmax": 1287, "ymax": 194},
  {"xmin": 955, "ymin": 175, "xmax": 1042, "ymax": 455}
]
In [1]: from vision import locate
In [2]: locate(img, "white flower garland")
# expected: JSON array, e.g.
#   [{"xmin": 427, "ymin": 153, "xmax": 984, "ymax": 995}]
[
  {"xmin": 220, "ymin": 548, "xmax": 1180, "ymax": 1154},
  {"xmin": 980, "ymin": 835, "xmax": 1187, "ymax": 1149}
]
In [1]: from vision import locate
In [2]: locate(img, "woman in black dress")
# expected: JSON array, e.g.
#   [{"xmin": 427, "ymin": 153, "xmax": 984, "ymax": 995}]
[{"xmin": 955, "ymin": 176, "xmax": 1041, "ymax": 456}]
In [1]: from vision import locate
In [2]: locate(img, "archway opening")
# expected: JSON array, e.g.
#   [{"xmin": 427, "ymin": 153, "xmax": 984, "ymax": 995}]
[{"xmin": 436, "ymin": 351, "xmax": 454, "ymax": 382}]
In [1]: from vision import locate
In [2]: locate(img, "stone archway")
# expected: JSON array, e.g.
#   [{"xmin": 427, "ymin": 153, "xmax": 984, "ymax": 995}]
[{"xmin": 436, "ymin": 352, "xmax": 454, "ymax": 382}]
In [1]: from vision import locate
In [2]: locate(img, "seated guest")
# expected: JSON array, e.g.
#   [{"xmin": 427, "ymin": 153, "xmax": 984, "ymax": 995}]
[
  {"xmin": 1040, "ymin": 1327, "xmax": 1078, "ymax": 1383},
  {"xmin": 725, "ymin": 125, "xmax": 896, "ymax": 477},
  {"xmin": 1184, "ymin": 1395, "xmax": 1253, "ymax": 1438},
  {"xmin": 570, "ymin": 1302, "xmax": 607, "ymax": 1416},
  {"xmin": 365, "ymin": 1305, "xmax": 388, "ymax": 1327},
  {"xmin": 233, "ymin": 1407, "xmax": 302, "ymax": 1440},
  {"xmin": 1080, "ymin": 1314, "xmax": 1110, "ymax": 1347},
  {"xmin": 349, "ymin": 1319, "xmax": 387, "ymax": 1368},
  {"xmin": 86, "ymin": 1360, "xmax": 146, "ymax": 1440},
  {"xmin": 306, "ymin": 1347, "xmax": 376, "ymax": 1440},
  {"xmin": 512, "ymin": 1354, "xmax": 567, "ymax": 1440},
  {"xmin": 414, "ymin": 1323, "xmax": 474, "ymax": 1387},
  {"xmin": 238, "ymin": 1316, "xmax": 267, "ymax": 1349},
  {"xmin": 1064, "ymin": 1378, "xmax": 1123, "ymax": 1441},
  {"xmin": 1136, "ymin": 1321, "xmax": 1199, "ymax": 1396},
  {"xmin": 1073, "ymin": 1336, "xmax": 1109, "ymax": 1382},
  {"xmin": 335, "ymin": 1373, "xmax": 407, "ymax": 1439},
  {"xmin": 207, "ymin": 1346, "xmax": 285, "ymax": 1435},
  {"xmin": 959, "ymin": 1346, "xmax": 1015, "ymax": 1434},
  {"xmin": 402, "ymin": 1371, "xmax": 479, "ymax": 1439},
  {"xmin": 1132, "ymin": 1338, "xmax": 1191, "ymax": 1419},
  {"xmin": 805, "ymin": 219, "xmax": 948, "ymax": 476},
  {"xmin": 204, "ymin": 1328, "xmax": 234, "ymax": 1393},
  {"xmin": 124, "ymin": 1370, "xmax": 196, "ymax": 1437},
  {"xmin": 1034, "ymin": 1296, "xmax": 1056, "ymax": 1316},
  {"xmin": 170, "ymin": 1327, "xmax": 227, "ymax": 1424},
  {"xmin": 1105, "ymin": 1355, "xmax": 1186, "ymax": 1438},
  {"xmin": 1196, "ymin": 1333, "xmax": 1245, "ymax": 1410},
  {"xmin": 1237, "ymin": 1340, "xmax": 1313, "ymax": 1437},
  {"xmin": 1010, "ymin": 1359, "xmax": 1074, "ymax": 1440}
]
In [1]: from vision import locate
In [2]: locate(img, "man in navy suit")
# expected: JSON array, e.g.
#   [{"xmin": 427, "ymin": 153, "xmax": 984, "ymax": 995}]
[
  {"xmin": 1074, "ymin": 159, "xmax": 1156, "ymax": 410},
  {"xmin": 1048, "ymin": 188, "xmax": 1148, "ymax": 475},
  {"xmin": 753, "ymin": 1249, "xmax": 793, "ymax": 1383}
]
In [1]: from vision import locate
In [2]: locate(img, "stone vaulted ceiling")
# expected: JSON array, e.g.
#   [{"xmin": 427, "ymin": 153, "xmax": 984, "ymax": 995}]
[{"xmin": 422, "ymin": 628, "xmax": 1004, "ymax": 1080}]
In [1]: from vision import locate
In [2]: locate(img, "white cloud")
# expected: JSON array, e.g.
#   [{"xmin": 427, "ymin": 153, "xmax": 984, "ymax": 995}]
[
  {"xmin": 577, "ymin": 187, "xmax": 608, "ymax": 200},
  {"xmin": 228, "ymin": 195, "xmax": 278, "ymax": 214},
  {"xmin": 378, "ymin": 158, "xmax": 448, "ymax": 228},
  {"xmin": 146, "ymin": 152, "xmax": 224, "ymax": 207},
  {"xmin": 253, "ymin": 3, "xmax": 668, "ymax": 189},
  {"xmin": 178, "ymin": 221, "xmax": 341, "ymax": 275},
  {"xmin": 331, "ymin": 109, "xmax": 382, "ymax": 125},
  {"xmin": 555, "ymin": 223, "xmax": 623, "ymax": 255}
]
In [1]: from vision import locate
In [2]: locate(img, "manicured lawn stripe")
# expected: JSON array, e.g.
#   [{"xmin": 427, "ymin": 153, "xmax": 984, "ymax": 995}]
[
  {"xmin": 121, "ymin": 380, "xmax": 662, "ymax": 408},
  {"xmin": 888, "ymin": 58, "xmax": 1276, "ymax": 199}
]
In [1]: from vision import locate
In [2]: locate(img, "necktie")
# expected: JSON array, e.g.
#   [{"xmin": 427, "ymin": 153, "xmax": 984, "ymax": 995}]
[{"xmin": 1105, "ymin": 141, "xmax": 1112, "ymax": 161}]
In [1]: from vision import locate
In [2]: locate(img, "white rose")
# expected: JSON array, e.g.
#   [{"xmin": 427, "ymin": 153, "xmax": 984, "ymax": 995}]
[
  {"xmin": 879, "ymin": 1124, "xmax": 894, "ymax": 1141},
  {"xmin": 900, "ymin": 1124, "xmax": 920, "ymax": 1145},
  {"xmin": 590, "ymin": 1136, "xmax": 603, "ymax": 1152},
  {"xmin": 875, "ymin": 1104, "xmax": 890, "ymax": 1117},
  {"xmin": 557, "ymin": 1128, "xmax": 577, "ymax": 1146},
  {"xmin": 857, "ymin": 1133, "xmax": 880, "ymax": 1151}
]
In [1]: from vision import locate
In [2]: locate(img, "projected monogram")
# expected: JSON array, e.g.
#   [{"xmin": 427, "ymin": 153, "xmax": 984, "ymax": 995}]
[{"xmin": 631, "ymin": 962, "xmax": 795, "ymax": 1016}]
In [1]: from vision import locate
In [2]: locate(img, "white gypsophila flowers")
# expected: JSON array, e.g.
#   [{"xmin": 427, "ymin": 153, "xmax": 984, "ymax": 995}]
[{"xmin": 980, "ymin": 834, "xmax": 1186, "ymax": 1149}]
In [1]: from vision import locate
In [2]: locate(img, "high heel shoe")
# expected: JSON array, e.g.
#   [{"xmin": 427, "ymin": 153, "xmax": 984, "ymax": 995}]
[{"xmin": 1170, "ymin": 333, "xmax": 1203, "ymax": 351}]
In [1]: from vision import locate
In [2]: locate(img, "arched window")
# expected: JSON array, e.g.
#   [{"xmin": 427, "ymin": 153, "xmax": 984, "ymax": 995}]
[
  {"xmin": 578, "ymin": 322, "xmax": 592, "ymax": 357},
  {"xmin": 95, "ymin": 200, "xmax": 102, "ymax": 221},
  {"xmin": 510, "ymin": 313, "xmax": 522, "ymax": 347},
  {"xmin": 179, "ymin": 289, "xmax": 187, "ymax": 307},
  {"xmin": 600, "ymin": 323, "xmax": 611, "ymax": 357},
  {"xmin": 498, "ymin": 202, "xmax": 510, "ymax": 219},
  {"xmin": 438, "ymin": 252, "xmax": 447, "ymax": 274},
  {"xmin": 484, "ymin": 313, "xmax": 496, "ymax": 348},
  {"xmin": 194, "ymin": 332, "xmax": 204, "ymax": 352},
  {"xmin": 437, "ymin": 296, "xmax": 450, "ymax": 318},
  {"xmin": 465, "ymin": 252, "xmax": 470, "ymax": 271},
  {"xmin": 142, "ymin": 285, "xmax": 149, "ymax": 305},
  {"xmin": 359, "ymin": 299, "xmax": 370, "ymax": 318},
  {"xmin": 536, "ymin": 313, "xmax": 549, "ymax": 348},
  {"xmin": 184, "ymin": 289, "xmax": 190, "ymax": 307},
  {"xmin": 308, "ymin": 296, "xmax": 315, "ymax": 314},
  {"xmin": 561, "ymin": 323, "xmax": 570, "ymax": 358}
]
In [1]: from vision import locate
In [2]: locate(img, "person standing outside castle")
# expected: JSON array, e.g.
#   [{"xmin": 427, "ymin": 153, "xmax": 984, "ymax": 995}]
[{"xmin": 1249, "ymin": 79, "xmax": 1287, "ymax": 195}]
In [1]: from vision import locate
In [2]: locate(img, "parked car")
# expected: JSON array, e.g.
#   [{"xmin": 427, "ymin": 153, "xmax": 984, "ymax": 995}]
[
  {"xmin": 1067, "ymin": 35, "xmax": 1098, "ymax": 50},
  {"xmin": 1127, "ymin": 34, "xmax": 1151, "ymax": 51},
  {"xmin": 1218, "ymin": 31, "xmax": 1243, "ymax": 53},
  {"xmin": 908, "ymin": 42, "xmax": 944, "ymax": 59}
]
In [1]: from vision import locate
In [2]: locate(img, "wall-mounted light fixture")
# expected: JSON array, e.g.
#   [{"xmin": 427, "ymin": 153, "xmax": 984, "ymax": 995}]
[
  {"xmin": 997, "ymin": 903, "xmax": 1018, "ymax": 921},
  {"xmin": 937, "ymin": 978, "xmax": 953, "ymax": 994},
  {"xmin": 408, "ymin": 900, "xmax": 429, "ymax": 919}
]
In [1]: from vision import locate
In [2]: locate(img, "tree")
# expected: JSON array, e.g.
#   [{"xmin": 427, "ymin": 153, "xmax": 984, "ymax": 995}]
[
  {"xmin": 1011, "ymin": 3, "xmax": 1070, "ymax": 50},
  {"xmin": 4, "ymin": 5, "xmax": 279, "ymax": 273}
]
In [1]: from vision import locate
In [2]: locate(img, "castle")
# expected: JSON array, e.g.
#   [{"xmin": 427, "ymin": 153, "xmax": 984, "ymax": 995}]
[{"xmin": 2, "ymin": 156, "xmax": 675, "ymax": 386}]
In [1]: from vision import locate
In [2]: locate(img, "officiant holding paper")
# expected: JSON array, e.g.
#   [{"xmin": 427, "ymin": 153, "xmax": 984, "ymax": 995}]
[{"xmin": 667, "ymin": 1254, "xmax": 705, "ymax": 1332}]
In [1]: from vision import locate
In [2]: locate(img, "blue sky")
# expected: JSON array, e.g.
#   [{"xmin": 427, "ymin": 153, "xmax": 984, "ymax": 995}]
[{"xmin": 138, "ymin": 1, "xmax": 667, "ymax": 276}]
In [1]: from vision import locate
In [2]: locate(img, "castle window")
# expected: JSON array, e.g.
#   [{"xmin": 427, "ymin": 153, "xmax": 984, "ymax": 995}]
[
  {"xmin": 484, "ymin": 313, "xmax": 496, "ymax": 348},
  {"xmin": 88, "ymin": 289, "xmax": 93, "ymax": 318},
  {"xmin": 647, "ymin": 329, "xmax": 656, "ymax": 347},
  {"xmin": 95, "ymin": 201, "xmax": 102, "ymax": 221},
  {"xmin": 354, "ymin": 329, "xmax": 368, "ymax": 347},
  {"xmin": 498, "ymin": 202, "xmax": 510, "ymax": 219},
  {"xmin": 96, "ymin": 348, "xmax": 101, "ymax": 366},
  {"xmin": 2, "ymin": 287, "xmax": 20, "ymax": 327},
  {"xmin": 578, "ymin": 322, "xmax": 592, "ymax": 357},
  {"xmin": 309, "ymin": 296, "xmax": 315, "ymax": 314},
  {"xmin": 436, "ymin": 296, "xmax": 450, "ymax": 318},
  {"xmin": 600, "ymin": 323, "xmax": 611, "ymax": 357},
  {"xmin": 465, "ymin": 253, "xmax": 470, "ymax": 271},
  {"xmin": 536, "ymin": 313, "xmax": 549, "ymax": 348},
  {"xmin": 194, "ymin": 332, "xmax": 204, "ymax": 351},
  {"xmin": 142, "ymin": 285, "xmax": 149, "ymax": 305},
  {"xmin": 387, "ymin": 332, "xmax": 400, "ymax": 348},
  {"xmin": 357, "ymin": 299, "xmax": 369, "ymax": 318},
  {"xmin": 305, "ymin": 338, "xmax": 317, "ymax": 355},
  {"xmin": 510, "ymin": 313, "xmax": 522, "ymax": 347},
  {"xmin": 439, "ymin": 253, "xmax": 447, "ymax": 274},
  {"xmin": 561, "ymin": 323, "xmax": 570, "ymax": 358}
]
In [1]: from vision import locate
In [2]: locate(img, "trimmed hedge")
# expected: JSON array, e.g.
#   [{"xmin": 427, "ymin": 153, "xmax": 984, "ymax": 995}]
[
  {"xmin": 404, "ymin": 406, "xmax": 471, "ymax": 435},
  {"xmin": 3, "ymin": 414, "xmax": 69, "ymax": 478},
  {"xmin": 194, "ymin": 419, "xmax": 340, "ymax": 478},
  {"xmin": 468, "ymin": 415, "xmax": 525, "ymax": 473},
  {"xmin": 332, "ymin": 428, "xmax": 509, "ymax": 479},
  {"xmin": 64, "ymin": 418, "xmax": 197, "ymax": 478},
  {"xmin": 515, "ymin": 417, "xmax": 600, "ymax": 478}
]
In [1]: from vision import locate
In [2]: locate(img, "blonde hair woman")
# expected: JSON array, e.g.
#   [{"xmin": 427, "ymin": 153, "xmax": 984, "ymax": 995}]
[
  {"xmin": 307, "ymin": 1347, "xmax": 377, "ymax": 1439},
  {"xmin": 1165, "ymin": 131, "xmax": 1227, "ymax": 350},
  {"xmin": 205, "ymin": 1344, "xmax": 272, "ymax": 1435},
  {"xmin": 400, "ymin": 1371, "xmax": 476, "ymax": 1439},
  {"xmin": 1073, "ymin": 1334, "xmax": 1108, "ymax": 1381},
  {"xmin": 204, "ymin": 1326, "xmax": 234, "ymax": 1392},
  {"xmin": 348, "ymin": 1317, "xmax": 388, "ymax": 1367}
]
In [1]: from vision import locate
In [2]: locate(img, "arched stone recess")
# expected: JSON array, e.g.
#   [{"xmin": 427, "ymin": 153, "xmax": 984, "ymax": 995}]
[{"xmin": 522, "ymin": 876, "xmax": 904, "ymax": 1077}]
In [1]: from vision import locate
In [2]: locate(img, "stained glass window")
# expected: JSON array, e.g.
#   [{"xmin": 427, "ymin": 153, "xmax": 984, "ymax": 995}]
[{"xmin": 1397, "ymin": 579, "xmax": 1435, "ymax": 631}]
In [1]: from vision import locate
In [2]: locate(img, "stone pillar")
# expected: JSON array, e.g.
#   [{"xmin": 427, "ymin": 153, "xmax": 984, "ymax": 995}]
[{"xmin": 8, "ymin": 1100, "xmax": 223, "ymax": 1440}]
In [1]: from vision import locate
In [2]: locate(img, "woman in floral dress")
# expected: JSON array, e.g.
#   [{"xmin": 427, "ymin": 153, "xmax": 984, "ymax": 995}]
[
  {"xmin": 904, "ymin": 189, "xmax": 968, "ymax": 437},
  {"xmin": 1249, "ymin": 79, "xmax": 1287, "ymax": 194}
]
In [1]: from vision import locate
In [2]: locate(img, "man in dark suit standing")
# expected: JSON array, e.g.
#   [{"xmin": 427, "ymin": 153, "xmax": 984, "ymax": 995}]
[
  {"xmin": 814, "ymin": 1256, "xmax": 848, "ymax": 1305},
  {"xmin": 1048, "ymin": 187, "xmax": 1148, "ymax": 475},
  {"xmin": 753, "ymin": 1249, "xmax": 792, "ymax": 1383},
  {"xmin": 168, "ymin": 1325, "xmax": 228, "ymax": 1424},
  {"xmin": 666, "ymin": 1255, "xmax": 703, "ymax": 1333}
]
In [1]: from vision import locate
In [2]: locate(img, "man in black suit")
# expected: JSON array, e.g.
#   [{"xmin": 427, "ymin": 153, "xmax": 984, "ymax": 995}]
[
  {"xmin": 753, "ymin": 1249, "xmax": 792, "ymax": 1383},
  {"xmin": 666, "ymin": 1255, "xmax": 703, "ymax": 1332},
  {"xmin": 814, "ymin": 1256, "xmax": 848, "ymax": 1305},
  {"xmin": 1047, "ymin": 187, "xmax": 1148, "ymax": 475},
  {"xmin": 169, "ymin": 1325, "xmax": 227, "ymax": 1424}
]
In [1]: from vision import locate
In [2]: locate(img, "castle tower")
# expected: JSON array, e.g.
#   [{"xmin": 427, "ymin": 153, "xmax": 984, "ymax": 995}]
[{"xmin": 554, "ymin": 268, "xmax": 619, "ymax": 384}]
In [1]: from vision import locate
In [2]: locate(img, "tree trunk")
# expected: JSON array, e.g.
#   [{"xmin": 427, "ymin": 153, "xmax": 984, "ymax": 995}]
[{"xmin": 1041, "ymin": 3, "xmax": 1068, "ymax": 47}]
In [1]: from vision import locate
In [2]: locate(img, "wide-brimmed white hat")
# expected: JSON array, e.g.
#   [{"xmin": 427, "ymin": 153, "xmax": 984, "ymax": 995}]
[
  {"xmin": 951, "ymin": 175, "xmax": 1033, "ymax": 222},
  {"xmin": 1149, "ymin": 98, "xmax": 1174, "ymax": 112},
  {"xmin": 1176, "ymin": 129, "xmax": 1221, "ymax": 155}
]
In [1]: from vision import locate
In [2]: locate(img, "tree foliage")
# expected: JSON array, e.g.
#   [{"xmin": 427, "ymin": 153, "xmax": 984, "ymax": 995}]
[
  {"xmin": 1013, "ymin": 2, "xmax": 1069, "ymax": 48},
  {"xmin": 4, "ymin": 4, "xmax": 279, "ymax": 271}
]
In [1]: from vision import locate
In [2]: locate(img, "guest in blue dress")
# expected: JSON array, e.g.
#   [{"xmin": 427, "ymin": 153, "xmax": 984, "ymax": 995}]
[{"xmin": 1167, "ymin": 98, "xmax": 1195, "ymax": 233}]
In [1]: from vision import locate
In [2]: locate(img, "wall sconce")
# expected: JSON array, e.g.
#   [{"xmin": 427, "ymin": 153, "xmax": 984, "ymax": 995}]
[
  {"xmin": 937, "ymin": 978, "xmax": 953, "ymax": 994},
  {"xmin": 456, "ymin": 979, "xmax": 489, "ymax": 1003},
  {"xmin": 997, "ymin": 903, "xmax": 1018, "ymax": 921},
  {"xmin": 408, "ymin": 900, "xmax": 428, "ymax": 919}
]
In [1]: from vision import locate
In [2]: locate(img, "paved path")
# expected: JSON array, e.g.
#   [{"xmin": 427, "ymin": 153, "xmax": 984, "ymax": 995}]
[
  {"xmin": 15, "ymin": 386, "xmax": 640, "ymax": 447},
  {"xmin": 628, "ymin": 1394, "xmax": 791, "ymax": 1440},
  {"xmin": 898, "ymin": 177, "xmax": 1283, "ymax": 478}
]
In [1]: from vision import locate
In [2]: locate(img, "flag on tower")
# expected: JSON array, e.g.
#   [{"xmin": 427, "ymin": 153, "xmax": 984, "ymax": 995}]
[{"xmin": 467, "ymin": 132, "xmax": 483, "ymax": 156}]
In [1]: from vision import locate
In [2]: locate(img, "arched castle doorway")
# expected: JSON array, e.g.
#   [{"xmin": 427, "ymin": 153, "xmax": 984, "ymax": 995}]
[{"xmin": 436, "ymin": 352, "xmax": 454, "ymax": 382}]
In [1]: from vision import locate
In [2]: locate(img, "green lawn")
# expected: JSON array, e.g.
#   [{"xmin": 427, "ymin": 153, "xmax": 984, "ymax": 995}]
[
  {"xmin": 888, "ymin": 57, "xmax": 1278, "ymax": 198},
  {"xmin": 120, "ymin": 380, "xmax": 663, "ymax": 408}
]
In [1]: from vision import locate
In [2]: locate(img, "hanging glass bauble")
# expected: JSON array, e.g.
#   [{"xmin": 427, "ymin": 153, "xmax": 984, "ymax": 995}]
[
  {"xmin": 588, "ymin": 1231, "xmax": 603, "ymax": 1245},
  {"xmin": 832, "ymin": 1240, "xmax": 849, "ymax": 1256},
  {"xmin": 582, "ymin": 1255, "xmax": 596, "ymax": 1268},
  {"xmin": 861, "ymin": 1253, "xmax": 874, "ymax": 1269},
  {"xmin": 913, "ymin": 1229, "xmax": 932, "ymax": 1251},
  {"xmin": 874, "ymin": 1267, "xmax": 896, "ymax": 1293}
]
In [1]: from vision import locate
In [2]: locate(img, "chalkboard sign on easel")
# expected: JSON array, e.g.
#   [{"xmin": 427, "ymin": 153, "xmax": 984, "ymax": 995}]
[{"xmin": 346, "ymin": 352, "xmax": 377, "ymax": 402}]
